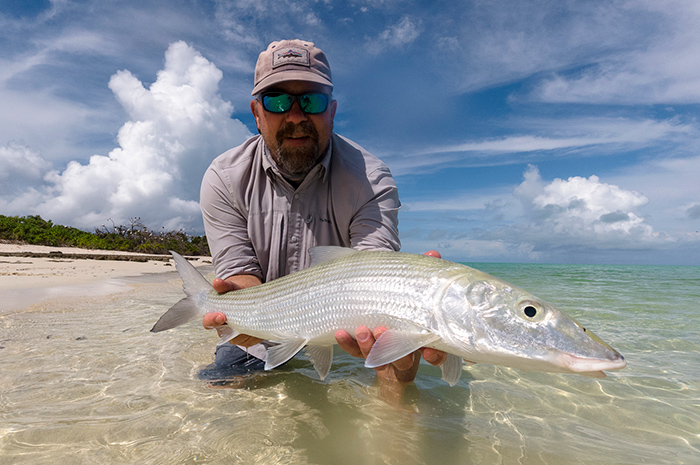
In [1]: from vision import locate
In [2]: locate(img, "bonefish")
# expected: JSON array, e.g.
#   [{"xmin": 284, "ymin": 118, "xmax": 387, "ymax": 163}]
[{"xmin": 152, "ymin": 247, "xmax": 626, "ymax": 385}]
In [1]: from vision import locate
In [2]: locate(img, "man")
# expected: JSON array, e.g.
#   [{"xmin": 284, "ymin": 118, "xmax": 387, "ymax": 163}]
[{"xmin": 200, "ymin": 39, "xmax": 446, "ymax": 385}]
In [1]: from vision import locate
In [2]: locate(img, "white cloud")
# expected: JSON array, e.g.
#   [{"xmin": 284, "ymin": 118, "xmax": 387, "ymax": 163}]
[
  {"xmin": 686, "ymin": 204, "xmax": 700, "ymax": 220},
  {"xmin": 367, "ymin": 16, "xmax": 422, "ymax": 53},
  {"xmin": 530, "ymin": 0, "xmax": 700, "ymax": 104},
  {"xmin": 439, "ymin": 0, "xmax": 640, "ymax": 92},
  {"xmin": 399, "ymin": 164, "xmax": 695, "ymax": 263},
  {"xmin": 0, "ymin": 41, "xmax": 251, "ymax": 231},
  {"xmin": 384, "ymin": 117, "xmax": 695, "ymax": 176},
  {"xmin": 0, "ymin": 26, "xmax": 127, "ymax": 164},
  {"xmin": 423, "ymin": 0, "xmax": 700, "ymax": 108},
  {"xmin": 0, "ymin": 142, "xmax": 51, "ymax": 195},
  {"xmin": 604, "ymin": 154, "xmax": 700, "ymax": 236},
  {"xmin": 514, "ymin": 165, "xmax": 654, "ymax": 241}
]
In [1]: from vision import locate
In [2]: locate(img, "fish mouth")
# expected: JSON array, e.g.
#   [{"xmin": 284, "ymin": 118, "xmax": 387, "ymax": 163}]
[{"xmin": 560, "ymin": 352, "xmax": 627, "ymax": 374}]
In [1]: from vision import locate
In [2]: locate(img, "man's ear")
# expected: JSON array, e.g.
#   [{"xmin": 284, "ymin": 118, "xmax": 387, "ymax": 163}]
[
  {"xmin": 330, "ymin": 99, "xmax": 337, "ymax": 120},
  {"xmin": 330, "ymin": 99, "xmax": 337, "ymax": 130},
  {"xmin": 250, "ymin": 99, "xmax": 261, "ymax": 133}
]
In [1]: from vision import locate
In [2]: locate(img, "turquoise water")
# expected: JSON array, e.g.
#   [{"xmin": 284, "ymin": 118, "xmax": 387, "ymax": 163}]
[{"xmin": 0, "ymin": 263, "xmax": 698, "ymax": 464}]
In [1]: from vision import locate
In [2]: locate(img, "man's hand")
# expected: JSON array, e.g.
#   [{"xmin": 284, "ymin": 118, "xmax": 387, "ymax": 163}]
[
  {"xmin": 202, "ymin": 275, "xmax": 264, "ymax": 347},
  {"xmin": 335, "ymin": 326, "xmax": 447, "ymax": 383},
  {"xmin": 334, "ymin": 249, "xmax": 447, "ymax": 383}
]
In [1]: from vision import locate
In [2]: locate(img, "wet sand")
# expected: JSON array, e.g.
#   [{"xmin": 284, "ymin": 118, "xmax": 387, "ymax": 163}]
[{"xmin": 0, "ymin": 242, "xmax": 211, "ymax": 312}]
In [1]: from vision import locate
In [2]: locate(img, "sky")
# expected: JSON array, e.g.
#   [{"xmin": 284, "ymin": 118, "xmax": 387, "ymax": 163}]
[{"xmin": 0, "ymin": 0, "xmax": 698, "ymax": 265}]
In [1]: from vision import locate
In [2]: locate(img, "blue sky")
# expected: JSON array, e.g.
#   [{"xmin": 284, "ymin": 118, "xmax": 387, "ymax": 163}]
[{"xmin": 1, "ymin": 0, "xmax": 698, "ymax": 265}]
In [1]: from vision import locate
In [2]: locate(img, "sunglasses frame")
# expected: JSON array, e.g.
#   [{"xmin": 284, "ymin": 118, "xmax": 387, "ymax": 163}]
[{"xmin": 258, "ymin": 92, "xmax": 331, "ymax": 115}]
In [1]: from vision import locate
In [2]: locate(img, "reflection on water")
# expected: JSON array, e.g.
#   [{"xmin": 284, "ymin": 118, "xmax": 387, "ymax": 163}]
[{"xmin": 1, "ymin": 265, "xmax": 699, "ymax": 464}]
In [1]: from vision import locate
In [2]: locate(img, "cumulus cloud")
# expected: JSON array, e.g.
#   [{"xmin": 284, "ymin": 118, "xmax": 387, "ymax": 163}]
[
  {"xmin": 0, "ymin": 41, "xmax": 251, "ymax": 231},
  {"xmin": 400, "ymin": 165, "xmax": 675, "ymax": 262},
  {"xmin": 513, "ymin": 165, "xmax": 654, "ymax": 243}
]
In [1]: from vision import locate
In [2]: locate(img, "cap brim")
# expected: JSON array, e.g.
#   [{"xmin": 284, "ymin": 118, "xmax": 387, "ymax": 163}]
[{"xmin": 251, "ymin": 71, "xmax": 333, "ymax": 95}]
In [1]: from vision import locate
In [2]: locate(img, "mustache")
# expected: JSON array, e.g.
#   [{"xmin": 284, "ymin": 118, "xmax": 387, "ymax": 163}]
[{"xmin": 276, "ymin": 121, "xmax": 318, "ymax": 141}]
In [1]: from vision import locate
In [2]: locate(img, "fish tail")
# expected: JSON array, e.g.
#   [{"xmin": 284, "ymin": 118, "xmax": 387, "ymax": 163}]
[{"xmin": 150, "ymin": 251, "xmax": 212, "ymax": 333}]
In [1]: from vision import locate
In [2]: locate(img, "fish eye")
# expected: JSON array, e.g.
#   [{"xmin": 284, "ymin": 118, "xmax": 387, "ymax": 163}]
[
  {"xmin": 524, "ymin": 306, "xmax": 537, "ymax": 318},
  {"xmin": 517, "ymin": 300, "xmax": 545, "ymax": 322}
]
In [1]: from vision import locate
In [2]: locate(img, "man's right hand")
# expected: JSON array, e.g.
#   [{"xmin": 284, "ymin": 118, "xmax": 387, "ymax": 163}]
[{"xmin": 202, "ymin": 275, "xmax": 264, "ymax": 347}]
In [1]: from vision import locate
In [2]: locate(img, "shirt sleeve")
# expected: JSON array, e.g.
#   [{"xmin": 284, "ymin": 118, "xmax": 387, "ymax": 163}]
[
  {"xmin": 349, "ymin": 164, "xmax": 401, "ymax": 252},
  {"xmin": 200, "ymin": 163, "xmax": 263, "ymax": 281}
]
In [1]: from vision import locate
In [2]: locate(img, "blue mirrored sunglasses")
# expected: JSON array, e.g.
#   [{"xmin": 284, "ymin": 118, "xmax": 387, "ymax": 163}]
[{"xmin": 259, "ymin": 92, "xmax": 330, "ymax": 114}]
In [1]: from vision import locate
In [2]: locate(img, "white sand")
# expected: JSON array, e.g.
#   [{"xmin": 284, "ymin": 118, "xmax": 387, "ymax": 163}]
[{"xmin": 0, "ymin": 242, "xmax": 211, "ymax": 312}]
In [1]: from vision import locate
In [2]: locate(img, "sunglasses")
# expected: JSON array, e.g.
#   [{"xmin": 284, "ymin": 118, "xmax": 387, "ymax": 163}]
[{"xmin": 259, "ymin": 92, "xmax": 330, "ymax": 114}]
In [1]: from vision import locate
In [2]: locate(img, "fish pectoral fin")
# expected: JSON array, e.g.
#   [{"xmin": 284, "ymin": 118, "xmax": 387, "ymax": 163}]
[
  {"xmin": 440, "ymin": 353, "xmax": 464, "ymax": 386},
  {"xmin": 265, "ymin": 338, "xmax": 309, "ymax": 370},
  {"xmin": 365, "ymin": 331, "xmax": 440, "ymax": 368},
  {"xmin": 304, "ymin": 345, "xmax": 334, "ymax": 381},
  {"xmin": 216, "ymin": 326, "xmax": 241, "ymax": 346}
]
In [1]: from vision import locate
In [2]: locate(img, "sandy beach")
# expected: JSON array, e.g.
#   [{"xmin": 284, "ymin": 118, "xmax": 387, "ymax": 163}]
[{"xmin": 0, "ymin": 242, "xmax": 211, "ymax": 312}]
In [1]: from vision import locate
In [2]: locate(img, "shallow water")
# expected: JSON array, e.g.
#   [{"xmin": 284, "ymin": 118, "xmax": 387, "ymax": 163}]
[{"xmin": 1, "ymin": 264, "xmax": 698, "ymax": 464}]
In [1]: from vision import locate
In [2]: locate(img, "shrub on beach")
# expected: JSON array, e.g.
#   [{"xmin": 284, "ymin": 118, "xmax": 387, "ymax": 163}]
[{"xmin": 0, "ymin": 215, "xmax": 210, "ymax": 256}]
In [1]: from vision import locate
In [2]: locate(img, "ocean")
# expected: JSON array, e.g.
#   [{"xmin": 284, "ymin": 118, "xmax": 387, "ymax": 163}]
[{"xmin": 0, "ymin": 262, "xmax": 698, "ymax": 464}]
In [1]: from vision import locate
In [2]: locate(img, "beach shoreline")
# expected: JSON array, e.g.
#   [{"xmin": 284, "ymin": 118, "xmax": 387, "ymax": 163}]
[{"xmin": 0, "ymin": 242, "xmax": 211, "ymax": 312}]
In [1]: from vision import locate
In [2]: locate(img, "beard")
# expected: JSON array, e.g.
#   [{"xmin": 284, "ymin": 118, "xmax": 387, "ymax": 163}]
[{"xmin": 272, "ymin": 121, "xmax": 322, "ymax": 177}]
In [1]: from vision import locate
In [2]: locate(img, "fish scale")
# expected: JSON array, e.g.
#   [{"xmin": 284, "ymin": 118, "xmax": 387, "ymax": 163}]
[{"xmin": 152, "ymin": 246, "xmax": 626, "ymax": 385}]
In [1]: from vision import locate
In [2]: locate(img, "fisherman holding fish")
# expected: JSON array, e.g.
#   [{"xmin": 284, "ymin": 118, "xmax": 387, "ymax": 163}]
[
  {"xmin": 154, "ymin": 39, "xmax": 625, "ymax": 391},
  {"xmin": 198, "ymin": 39, "xmax": 447, "ymax": 384}
]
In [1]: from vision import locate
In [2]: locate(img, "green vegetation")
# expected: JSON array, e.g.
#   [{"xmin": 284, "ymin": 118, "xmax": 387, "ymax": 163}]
[{"xmin": 0, "ymin": 215, "xmax": 210, "ymax": 256}]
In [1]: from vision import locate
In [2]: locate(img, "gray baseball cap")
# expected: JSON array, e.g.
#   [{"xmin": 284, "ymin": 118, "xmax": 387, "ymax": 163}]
[{"xmin": 251, "ymin": 39, "xmax": 333, "ymax": 95}]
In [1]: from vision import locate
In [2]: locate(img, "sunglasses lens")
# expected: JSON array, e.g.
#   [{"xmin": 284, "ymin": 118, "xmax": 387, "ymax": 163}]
[
  {"xmin": 299, "ymin": 93, "xmax": 328, "ymax": 114},
  {"xmin": 262, "ymin": 93, "xmax": 293, "ymax": 113},
  {"xmin": 261, "ymin": 93, "xmax": 329, "ymax": 114}
]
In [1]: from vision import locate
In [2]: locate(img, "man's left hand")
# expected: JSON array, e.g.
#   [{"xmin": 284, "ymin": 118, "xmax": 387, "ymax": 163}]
[
  {"xmin": 335, "ymin": 326, "xmax": 447, "ymax": 384},
  {"xmin": 334, "ymin": 249, "xmax": 447, "ymax": 383}
]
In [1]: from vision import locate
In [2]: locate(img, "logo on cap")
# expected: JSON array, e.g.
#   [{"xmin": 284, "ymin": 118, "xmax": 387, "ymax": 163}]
[{"xmin": 273, "ymin": 47, "xmax": 310, "ymax": 68}]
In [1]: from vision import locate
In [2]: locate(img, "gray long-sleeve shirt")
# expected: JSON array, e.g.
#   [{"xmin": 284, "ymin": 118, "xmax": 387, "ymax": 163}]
[{"xmin": 200, "ymin": 133, "xmax": 401, "ymax": 283}]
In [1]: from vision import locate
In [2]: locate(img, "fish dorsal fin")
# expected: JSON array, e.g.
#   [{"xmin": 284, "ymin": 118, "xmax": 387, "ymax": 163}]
[
  {"xmin": 440, "ymin": 353, "xmax": 464, "ymax": 386},
  {"xmin": 170, "ymin": 251, "xmax": 211, "ymax": 297},
  {"xmin": 304, "ymin": 345, "xmax": 334, "ymax": 380},
  {"xmin": 364, "ymin": 330, "xmax": 440, "ymax": 368},
  {"xmin": 309, "ymin": 246, "xmax": 358, "ymax": 267}
]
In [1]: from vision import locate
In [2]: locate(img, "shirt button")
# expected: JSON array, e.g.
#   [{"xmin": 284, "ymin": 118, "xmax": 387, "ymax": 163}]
[
  {"xmin": 294, "ymin": 194, "xmax": 300, "ymax": 199},
  {"xmin": 290, "ymin": 236, "xmax": 297, "ymax": 243}
]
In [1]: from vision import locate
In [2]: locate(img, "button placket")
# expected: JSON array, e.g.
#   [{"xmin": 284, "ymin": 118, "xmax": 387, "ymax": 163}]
[{"xmin": 287, "ymin": 190, "xmax": 304, "ymax": 273}]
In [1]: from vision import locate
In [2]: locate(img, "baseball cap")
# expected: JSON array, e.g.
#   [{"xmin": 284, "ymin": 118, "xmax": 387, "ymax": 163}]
[{"xmin": 251, "ymin": 39, "xmax": 333, "ymax": 95}]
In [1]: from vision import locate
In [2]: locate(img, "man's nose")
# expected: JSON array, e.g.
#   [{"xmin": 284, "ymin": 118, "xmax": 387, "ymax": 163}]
[{"xmin": 285, "ymin": 100, "xmax": 308, "ymax": 124}]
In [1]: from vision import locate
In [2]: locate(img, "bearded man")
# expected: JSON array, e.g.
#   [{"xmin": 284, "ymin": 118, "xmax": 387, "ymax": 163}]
[{"xmin": 199, "ymin": 39, "xmax": 446, "ymax": 386}]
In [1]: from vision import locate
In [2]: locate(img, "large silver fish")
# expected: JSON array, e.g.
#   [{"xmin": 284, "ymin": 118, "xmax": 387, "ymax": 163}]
[{"xmin": 152, "ymin": 247, "xmax": 626, "ymax": 385}]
